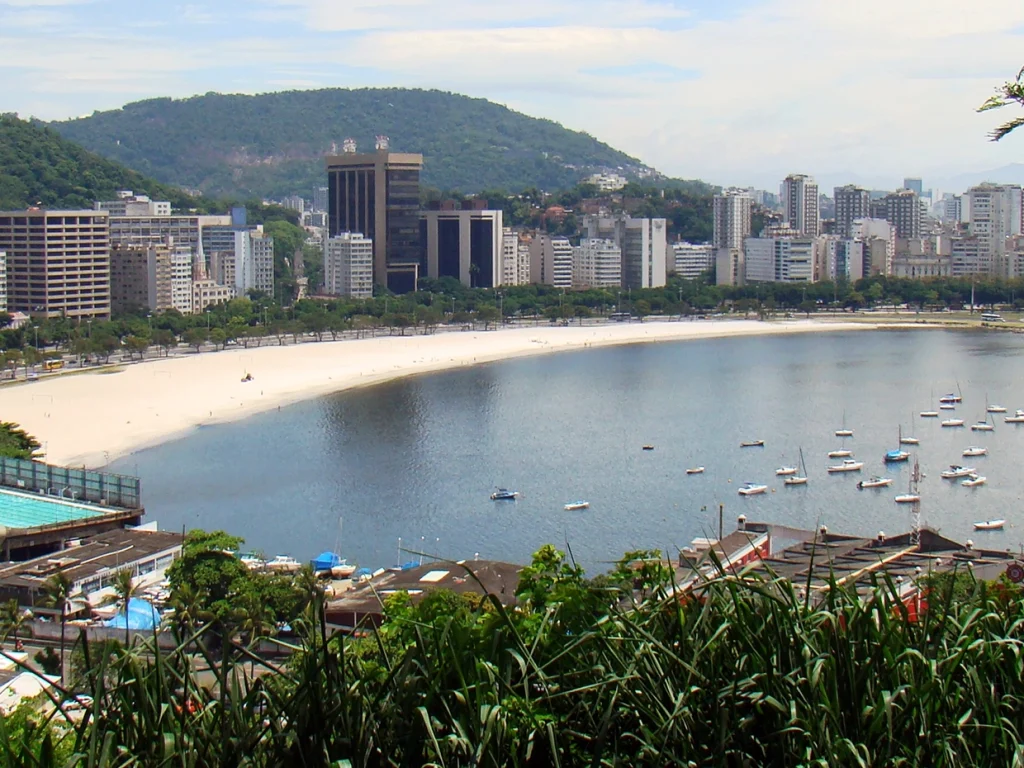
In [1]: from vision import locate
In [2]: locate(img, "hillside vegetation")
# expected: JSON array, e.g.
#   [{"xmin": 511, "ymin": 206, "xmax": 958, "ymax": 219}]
[
  {"xmin": 49, "ymin": 88, "xmax": 683, "ymax": 199},
  {"xmin": 0, "ymin": 115, "xmax": 207, "ymax": 211}
]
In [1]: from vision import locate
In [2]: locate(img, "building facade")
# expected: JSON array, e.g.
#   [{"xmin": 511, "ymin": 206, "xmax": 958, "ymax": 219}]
[
  {"xmin": 324, "ymin": 233, "xmax": 374, "ymax": 299},
  {"xmin": 744, "ymin": 237, "xmax": 815, "ymax": 283},
  {"xmin": 232, "ymin": 230, "xmax": 275, "ymax": 296},
  {"xmin": 951, "ymin": 236, "xmax": 991, "ymax": 277},
  {"xmin": 884, "ymin": 189, "xmax": 922, "ymax": 239},
  {"xmin": 501, "ymin": 229, "xmax": 531, "ymax": 286},
  {"xmin": 528, "ymin": 235, "xmax": 573, "ymax": 288},
  {"xmin": 192, "ymin": 279, "xmax": 233, "ymax": 312},
  {"xmin": 0, "ymin": 252, "xmax": 6, "ymax": 313},
  {"xmin": 582, "ymin": 214, "xmax": 667, "ymax": 289},
  {"xmin": 966, "ymin": 183, "xmax": 1023, "ymax": 276},
  {"xmin": 326, "ymin": 145, "xmax": 423, "ymax": 292},
  {"xmin": 420, "ymin": 205, "xmax": 503, "ymax": 288},
  {"xmin": 0, "ymin": 209, "xmax": 111, "ymax": 319},
  {"xmin": 712, "ymin": 189, "xmax": 752, "ymax": 250},
  {"xmin": 573, "ymin": 239, "xmax": 622, "ymax": 289},
  {"xmin": 672, "ymin": 242, "xmax": 715, "ymax": 279},
  {"xmin": 95, "ymin": 193, "xmax": 171, "ymax": 217},
  {"xmin": 834, "ymin": 185, "xmax": 871, "ymax": 238},
  {"xmin": 110, "ymin": 243, "xmax": 170, "ymax": 314},
  {"xmin": 781, "ymin": 174, "xmax": 820, "ymax": 236},
  {"xmin": 715, "ymin": 248, "xmax": 744, "ymax": 286}
]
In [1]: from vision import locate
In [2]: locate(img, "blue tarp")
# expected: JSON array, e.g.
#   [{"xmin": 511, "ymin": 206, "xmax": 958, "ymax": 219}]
[
  {"xmin": 104, "ymin": 597, "xmax": 160, "ymax": 630},
  {"xmin": 311, "ymin": 551, "xmax": 342, "ymax": 571}
]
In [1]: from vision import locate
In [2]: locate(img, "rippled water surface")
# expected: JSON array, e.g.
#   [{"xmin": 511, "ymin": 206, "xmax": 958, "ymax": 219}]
[{"xmin": 111, "ymin": 330, "xmax": 1024, "ymax": 572}]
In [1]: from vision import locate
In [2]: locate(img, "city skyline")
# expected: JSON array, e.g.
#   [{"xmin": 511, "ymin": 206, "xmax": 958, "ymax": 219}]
[{"xmin": 2, "ymin": 0, "xmax": 1024, "ymax": 191}]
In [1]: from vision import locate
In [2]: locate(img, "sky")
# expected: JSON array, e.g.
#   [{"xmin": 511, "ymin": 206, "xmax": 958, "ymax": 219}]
[{"xmin": 3, "ymin": 0, "xmax": 1024, "ymax": 191}]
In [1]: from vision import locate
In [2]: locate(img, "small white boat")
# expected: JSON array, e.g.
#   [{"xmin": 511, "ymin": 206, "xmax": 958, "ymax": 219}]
[
  {"xmin": 266, "ymin": 555, "xmax": 302, "ymax": 572},
  {"xmin": 963, "ymin": 446, "xmax": 988, "ymax": 457},
  {"xmin": 920, "ymin": 410, "xmax": 940, "ymax": 418},
  {"xmin": 987, "ymin": 405, "xmax": 1007, "ymax": 413},
  {"xmin": 331, "ymin": 561, "xmax": 357, "ymax": 578},
  {"xmin": 895, "ymin": 493, "xmax": 921, "ymax": 504},
  {"xmin": 961, "ymin": 473, "xmax": 987, "ymax": 487},
  {"xmin": 738, "ymin": 482, "xmax": 768, "ymax": 496},
  {"xmin": 941, "ymin": 419, "xmax": 965, "ymax": 427},
  {"xmin": 490, "ymin": 488, "xmax": 520, "ymax": 500},
  {"xmin": 685, "ymin": 466, "xmax": 705, "ymax": 475},
  {"xmin": 775, "ymin": 466, "xmax": 798, "ymax": 476},
  {"xmin": 564, "ymin": 500, "xmax": 590, "ymax": 511},
  {"xmin": 834, "ymin": 411, "xmax": 853, "ymax": 437},
  {"xmin": 973, "ymin": 519, "xmax": 1005, "ymax": 531},
  {"xmin": 239, "ymin": 553, "xmax": 266, "ymax": 570},
  {"xmin": 828, "ymin": 449, "xmax": 853, "ymax": 458},
  {"xmin": 858, "ymin": 476, "xmax": 893, "ymax": 489},
  {"xmin": 940, "ymin": 465, "xmax": 976, "ymax": 479},
  {"xmin": 939, "ymin": 392, "xmax": 962, "ymax": 404},
  {"xmin": 827, "ymin": 459, "xmax": 864, "ymax": 473},
  {"xmin": 1005, "ymin": 410, "xmax": 1024, "ymax": 423},
  {"xmin": 939, "ymin": 404, "xmax": 956, "ymax": 411},
  {"xmin": 740, "ymin": 440, "xmax": 765, "ymax": 448},
  {"xmin": 971, "ymin": 421, "xmax": 994, "ymax": 432},
  {"xmin": 784, "ymin": 448, "xmax": 809, "ymax": 486},
  {"xmin": 900, "ymin": 435, "xmax": 920, "ymax": 445}
]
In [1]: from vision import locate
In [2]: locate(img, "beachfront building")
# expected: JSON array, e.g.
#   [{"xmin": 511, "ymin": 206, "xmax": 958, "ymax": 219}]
[
  {"xmin": 834, "ymin": 185, "xmax": 871, "ymax": 238},
  {"xmin": 781, "ymin": 174, "xmax": 820, "ymax": 236},
  {"xmin": 192, "ymin": 278, "xmax": 233, "ymax": 313},
  {"xmin": 324, "ymin": 232, "xmax": 373, "ymax": 299},
  {"xmin": 712, "ymin": 188, "xmax": 753, "ymax": 250},
  {"xmin": 233, "ymin": 230, "xmax": 275, "ymax": 296},
  {"xmin": 0, "ymin": 252, "xmax": 6, "ymax": 313},
  {"xmin": 109, "ymin": 240, "xmax": 194, "ymax": 315},
  {"xmin": 573, "ymin": 238, "xmax": 622, "ymax": 289},
  {"xmin": 326, "ymin": 141, "xmax": 424, "ymax": 292},
  {"xmin": 501, "ymin": 229, "xmax": 531, "ymax": 286},
  {"xmin": 420, "ymin": 203, "xmax": 503, "ymax": 288},
  {"xmin": 966, "ymin": 183, "xmax": 1023, "ymax": 276},
  {"xmin": 715, "ymin": 248, "xmax": 744, "ymax": 286},
  {"xmin": 884, "ymin": 189, "xmax": 923, "ymax": 240},
  {"xmin": 582, "ymin": 214, "xmax": 667, "ymax": 289},
  {"xmin": 528, "ymin": 234, "xmax": 573, "ymax": 288},
  {"xmin": 0, "ymin": 209, "xmax": 111, "ymax": 319},
  {"xmin": 672, "ymin": 242, "xmax": 715, "ymax": 279},
  {"xmin": 950, "ymin": 236, "xmax": 991, "ymax": 277},
  {"xmin": 744, "ymin": 237, "xmax": 815, "ymax": 283}
]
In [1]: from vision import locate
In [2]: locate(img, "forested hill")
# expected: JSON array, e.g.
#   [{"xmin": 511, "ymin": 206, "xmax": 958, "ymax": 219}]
[
  {"xmin": 48, "ymin": 88, "xmax": 695, "ymax": 199},
  {"xmin": 0, "ymin": 115, "xmax": 208, "ymax": 212}
]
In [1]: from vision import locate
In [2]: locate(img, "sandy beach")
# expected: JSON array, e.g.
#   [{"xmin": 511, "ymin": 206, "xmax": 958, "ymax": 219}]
[{"xmin": 0, "ymin": 318, "xmax": 871, "ymax": 468}]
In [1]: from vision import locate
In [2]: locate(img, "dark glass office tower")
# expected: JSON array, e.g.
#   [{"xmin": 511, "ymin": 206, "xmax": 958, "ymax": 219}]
[{"xmin": 326, "ymin": 149, "xmax": 424, "ymax": 292}]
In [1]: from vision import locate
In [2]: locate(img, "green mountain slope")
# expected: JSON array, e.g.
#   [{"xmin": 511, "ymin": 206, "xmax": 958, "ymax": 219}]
[
  {"xmin": 49, "ymin": 88, "xmax": 673, "ymax": 199},
  {"xmin": 0, "ymin": 114, "xmax": 205, "ymax": 211}
]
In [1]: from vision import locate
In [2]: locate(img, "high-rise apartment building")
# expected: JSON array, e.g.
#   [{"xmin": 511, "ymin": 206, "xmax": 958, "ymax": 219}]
[
  {"xmin": 0, "ymin": 209, "xmax": 110, "ymax": 319},
  {"xmin": 966, "ymin": 183, "xmax": 1023, "ymax": 275},
  {"xmin": 744, "ymin": 237, "xmax": 815, "ymax": 283},
  {"xmin": 712, "ymin": 189, "xmax": 752, "ymax": 250},
  {"xmin": 781, "ymin": 174, "xmax": 820, "ymax": 236},
  {"xmin": 671, "ymin": 242, "xmax": 716, "ymax": 279},
  {"xmin": 884, "ymin": 189, "xmax": 922, "ymax": 239},
  {"xmin": 501, "ymin": 229, "xmax": 531, "ymax": 286},
  {"xmin": 233, "ymin": 230, "xmax": 275, "ymax": 296},
  {"xmin": 326, "ymin": 144, "xmax": 423, "ymax": 292},
  {"xmin": 0, "ymin": 252, "xmax": 7, "ymax": 313},
  {"xmin": 280, "ymin": 195, "xmax": 305, "ymax": 214},
  {"xmin": 573, "ymin": 239, "xmax": 622, "ymax": 289},
  {"xmin": 834, "ymin": 185, "xmax": 871, "ymax": 238},
  {"xmin": 582, "ymin": 214, "xmax": 667, "ymax": 289},
  {"xmin": 419, "ymin": 204, "xmax": 503, "ymax": 288},
  {"xmin": 324, "ymin": 233, "xmax": 373, "ymax": 299},
  {"xmin": 110, "ymin": 241, "xmax": 195, "ymax": 315},
  {"xmin": 528, "ymin": 235, "xmax": 573, "ymax": 288},
  {"xmin": 951, "ymin": 236, "xmax": 990, "ymax": 277},
  {"xmin": 716, "ymin": 248, "xmax": 745, "ymax": 286},
  {"xmin": 312, "ymin": 186, "xmax": 329, "ymax": 213}
]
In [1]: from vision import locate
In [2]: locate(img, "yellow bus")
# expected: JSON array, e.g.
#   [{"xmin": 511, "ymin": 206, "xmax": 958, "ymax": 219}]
[{"xmin": 43, "ymin": 359, "xmax": 65, "ymax": 371}]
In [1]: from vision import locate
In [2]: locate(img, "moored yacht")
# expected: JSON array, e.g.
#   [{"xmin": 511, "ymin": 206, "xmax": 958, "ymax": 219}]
[
  {"xmin": 961, "ymin": 473, "xmax": 987, "ymax": 487},
  {"xmin": 971, "ymin": 419, "xmax": 994, "ymax": 432},
  {"xmin": 884, "ymin": 449, "xmax": 910, "ymax": 463},
  {"xmin": 738, "ymin": 482, "xmax": 768, "ymax": 496},
  {"xmin": 920, "ymin": 410, "xmax": 940, "ymax": 418},
  {"xmin": 490, "ymin": 488, "xmax": 520, "ymax": 500},
  {"xmin": 828, "ymin": 448, "xmax": 853, "ymax": 458},
  {"xmin": 940, "ymin": 465, "xmax": 976, "ymax": 479},
  {"xmin": 564, "ymin": 500, "xmax": 590, "ymax": 511},
  {"xmin": 827, "ymin": 459, "xmax": 863, "ymax": 473},
  {"xmin": 941, "ymin": 418, "xmax": 965, "ymax": 427},
  {"xmin": 1005, "ymin": 410, "xmax": 1024, "ymax": 423},
  {"xmin": 857, "ymin": 476, "xmax": 893, "ymax": 489},
  {"xmin": 962, "ymin": 446, "xmax": 988, "ymax": 457},
  {"xmin": 775, "ymin": 465, "xmax": 798, "ymax": 476},
  {"xmin": 939, "ymin": 392, "xmax": 962, "ymax": 404},
  {"xmin": 784, "ymin": 448, "xmax": 809, "ymax": 486},
  {"xmin": 685, "ymin": 466, "xmax": 705, "ymax": 475}
]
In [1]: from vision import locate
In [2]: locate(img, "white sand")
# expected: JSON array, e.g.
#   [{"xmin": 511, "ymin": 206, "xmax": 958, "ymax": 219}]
[{"xmin": 0, "ymin": 318, "xmax": 870, "ymax": 468}]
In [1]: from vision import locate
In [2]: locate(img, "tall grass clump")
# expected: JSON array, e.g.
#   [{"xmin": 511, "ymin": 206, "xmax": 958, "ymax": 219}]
[{"xmin": 3, "ymin": 550, "xmax": 1024, "ymax": 766}]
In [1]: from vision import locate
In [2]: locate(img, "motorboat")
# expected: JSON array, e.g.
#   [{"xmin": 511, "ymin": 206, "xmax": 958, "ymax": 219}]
[
  {"xmin": 828, "ymin": 449, "xmax": 853, "ymax": 458},
  {"xmin": 685, "ymin": 466, "xmax": 705, "ymax": 475},
  {"xmin": 490, "ymin": 488, "xmax": 519, "ymax": 500},
  {"xmin": 971, "ymin": 419, "xmax": 994, "ymax": 432},
  {"xmin": 564, "ymin": 500, "xmax": 590, "ymax": 511},
  {"xmin": 894, "ymin": 493, "xmax": 921, "ymax": 504},
  {"xmin": 940, "ymin": 465, "xmax": 976, "ymax": 479},
  {"xmin": 1005, "ymin": 410, "xmax": 1024, "ymax": 424},
  {"xmin": 973, "ymin": 519, "xmax": 1005, "ymax": 531},
  {"xmin": 963, "ymin": 446, "xmax": 988, "ymax": 457},
  {"xmin": 987, "ymin": 403, "xmax": 1007, "ymax": 413},
  {"xmin": 238, "ymin": 553, "xmax": 266, "ymax": 571},
  {"xmin": 784, "ymin": 448, "xmax": 809, "ymax": 486},
  {"xmin": 266, "ymin": 555, "xmax": 301, "ymax": 573},
  {"xmin": 920, "ymin": 410, "xmax": 940, "ymax": 418},
  {"xmin": 738, "ymin": 482, "xmax": 768, "ymax": 496},
  {"xmin": 961, "ymin": 473, "xmax": 987, "ymax": 487},
  {"xmin": 900, "ymin": 435, "xmax": 920, "ymax": 445},
  {"xmin": 827, "ymin": 459, "xmax": 863, "ymax": 473},
  {"xmin": 941, "ymin": 419, "xmax": 965, "ymax": 427},
  {"xmin": 642, "ymin": 445, "xmax": 655, "ymax": 451},
  {"xmin": 884, "ymin": 449, "xmax": 910, "ymax": 463},
  {"xmin": 858, "ymin": 476, "xmax": 893, "ymax": 489},
  {"xmin": 939, "ymin": 404, "xmax": 956, "ymax": 411},
  {"xmin": 740, "ymin": 440, "xmax": 765, "ymax": 448},
  {"xmin": 939, "ymin": 392, "xmax": 962, "ymax": 404},
  {"xmin": 775, "ymin": 465, "xmax": 798, "ymax": 476}
]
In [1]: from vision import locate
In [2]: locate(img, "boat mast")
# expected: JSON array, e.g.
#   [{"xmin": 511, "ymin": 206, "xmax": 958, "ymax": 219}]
[{"xmin": 910, "ymin": 458, "xmax": 921, "ymax": 547}]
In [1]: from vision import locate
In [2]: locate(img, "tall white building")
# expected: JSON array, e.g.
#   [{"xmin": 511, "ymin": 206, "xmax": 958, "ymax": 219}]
[
  {"xmin": 528, "ymin": 235, "xmax": 573, "ymax": 288},
  {"xmin": 233, "ymin": 230, "xmax": 275, "ymax": 296},
  {"xmin": 170, "ymin": 244, "xmax": 193, "ymax": 314},
  {"xmin": 744, "ymin": 237, "xmax": 815, "ymax": 283},
  {"xmin": 712, "ymin": 189, "xmax": 752, "ymax": 250},
  {"xmin": 0, "ymin": 251, "xmax": 7, "ymax": 314},
  {"xmin": 573, "ymin": 239, "xmax": 622, "ymax": 289},
  {"xmin": 582, "ymin": 214, "xmax": 667, "ymax": 289},
  {"xmin": 500, "ymin": 230, "xmax": 531, "ymax": 286},
  {"xmin": 584, "ymin": 172, "xmax": 628, "ymax": 192},
  {"xmin": 967, "ymin": 183, "xmax": 1023, "ymax": 275},
  {"xmin": 951, "ymin": 236, "xmax": 991, "ymax": 277},
  {"xmin": 324, "ymin": 232, "xmax": 373, "ymax": 298},
  {"xmin": 672, "ymin": 242, "xmax": 716, "ymax": 279},
  {"xmin": 781, "ymin": 174, "xmax": 820, "ymax": 236}
]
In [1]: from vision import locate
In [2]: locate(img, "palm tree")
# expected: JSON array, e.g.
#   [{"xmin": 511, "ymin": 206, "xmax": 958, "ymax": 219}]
[
  {"xmin": 112, "ymin": 568, "xmax": 138, "ymax": 648},
  {"xmin": 42, "ymin": 571, "xmax": 73, "ymax": 681},
  {"xmin": 0, "ymin": 599, "xmax": 28, "ymax": 649},
  {"xmin": 237, "ymin": 593, "xmax": 275, "ymax": 680}
]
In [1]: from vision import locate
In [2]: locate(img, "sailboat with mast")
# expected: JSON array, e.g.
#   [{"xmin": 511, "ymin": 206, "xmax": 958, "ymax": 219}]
[
  {"xmin": 899, "ymin": 418, "xmax": 919, "ymax": 446},
  {"xmin": 784, "ymin": 448, "xmax": 809, "ymax": 486},
  {"xmin": 884, "ymin": 424, "xmax": 910, "ymax": 463},
  {"xmin": 834, "ymin": 410, "xmax": 853, "ymax": 438}
]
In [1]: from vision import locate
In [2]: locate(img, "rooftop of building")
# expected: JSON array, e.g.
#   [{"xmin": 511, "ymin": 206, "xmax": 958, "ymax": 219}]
[
  {"xmin": 0, "ymin": 488, "xmax": 113, "ymax": 531},
  {"xmin": 0, "ymin": 528, "xmax": 183, "ymax": 594},
  {"xmin": 325, "ymin": 150, "xmax": 423, "ymax": 167}
]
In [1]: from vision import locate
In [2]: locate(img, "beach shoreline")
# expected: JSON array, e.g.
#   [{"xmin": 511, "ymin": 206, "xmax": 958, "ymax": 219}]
[{"xmin": 0, "ymin": 318, "xmax": 874, "ymax": 469}]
